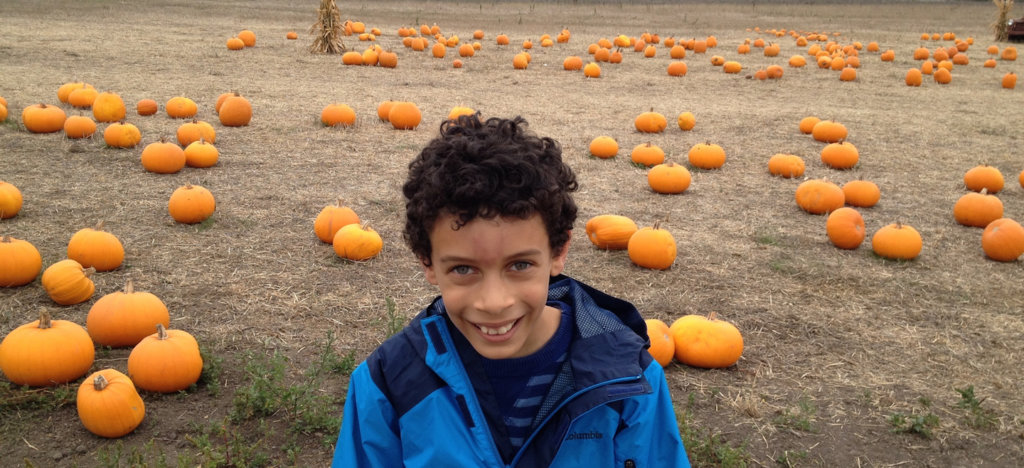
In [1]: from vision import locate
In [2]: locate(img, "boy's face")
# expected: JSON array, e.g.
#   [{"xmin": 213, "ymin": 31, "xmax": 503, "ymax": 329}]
[{"xmin": 423, "ymin": 213, "xmax": 569, "ymax": 360}]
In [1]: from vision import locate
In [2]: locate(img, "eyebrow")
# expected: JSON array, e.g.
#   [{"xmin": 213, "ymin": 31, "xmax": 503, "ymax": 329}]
[{"xmin": 437, "ymin": 249, "xmax": 544, "ymax": 264}]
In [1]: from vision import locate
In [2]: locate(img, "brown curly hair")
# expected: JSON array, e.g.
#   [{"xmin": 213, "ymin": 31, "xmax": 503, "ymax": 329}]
[{"xmin": 403, "ymin": 115, "xmax": 578, "ymax": 266}]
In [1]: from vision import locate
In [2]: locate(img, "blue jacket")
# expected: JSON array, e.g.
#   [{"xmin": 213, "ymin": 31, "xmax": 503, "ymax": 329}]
[{"xmin": 332, "ymin": 275, "xmax": 690, "ymax": 467}]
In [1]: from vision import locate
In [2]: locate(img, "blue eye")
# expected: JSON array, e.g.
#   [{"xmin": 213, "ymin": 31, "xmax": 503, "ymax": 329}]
[
  {"xmin": 510, "ymin": 261, "xmax": 532, "ymax": 272},
  {"xmin": 451, "ymin": 265, "xmax": 473, "ymax": 275}
]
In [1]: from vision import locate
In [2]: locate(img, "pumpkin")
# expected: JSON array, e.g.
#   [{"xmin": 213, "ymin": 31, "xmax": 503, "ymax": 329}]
[
  {"xmin": 314, "ymin": 197, "xmax": 361, "ymax": 243},
  {"xmin": 0, "ymin": 180, "xmax": 24, "ymax": 219},
  {"xmin": 140, "ymin": 139, "xmax": 186, "ymax": 174},
  {"xmin": 87, "ymin": 280, "xmax": 170, "ymax": 347},
  {"xmin": 820, "ymin": 141, "xmax": 859, "ymax": 169},
  {"xmin": 166, "ymin": 97, "xmax": 198, "ymax": 119},
  {"xmin": 91, "ymin": 92, "xmax": 126, "ymax": 123},
  {"xmin": 0, "ymin": 309, "xmax": 95, "ymax": 386},
  {"xmin": 687, "ymin": 142, "xmax": 726, "ymax": 170},
  {"xmin": 669, "ymin": 312, "xmax": 743, "ymax": 368},
  {"xmin": 458, "ymin": 43, "xmax": 475, "ymax": 57},
  {"xmin": 789, "ymin": 55, "xmax": 807, "ymax": 67},
  {"xmin": 376, "ymin": 101, "xmax": 395, "ymax": 122},
  {"xmin": 388, "ymin": 101, "xmax": 421, "ymax": 130},
  {"xmin": 333, "ymin": 223, "xmax": 383, "ymax": 261},
  {"xmin": 176, "ymin": 119, "xmax": 216, "ymax": 146},
  {"xmin": 913, "ymin": 46, "xmax": 931, "ymax": 60},
  {"xmin": 447, "ymin": 106, "xmax": 475, "ymax": 121},
  {"xmin": 842, "ymin": 180, "xmax": 880, "ymax": 208},
  {"xmin": 634, "ymin": 110, "xmax": 667, "ymax": 133},
  {"xmin": 0, "ymin": 236, "xmax": 42, "ymax": 287},
  {"xmin": 237, "ymin": 29, "xmax": 256, "ymax": 47},
  {"xmin": 495, "ymin": 34, "xmax": 509, "ymax": 45},
  {"xmin": 321, "ymin": 103, "xmax": 357, "ymax": 127},
  {"xmin": 798, "ymin": 116, "xmax": 820, "ymax": 134},
  {"xmin": 984, "ymin": 58, "xmax": 997, "ymax": 68},
  {"xmin": 722, "ymin": 61, "xmax": 742, "ymax": 73},
  {"xmin": 953, "ymin": 190, "xmax": 1003, "ymax": 228},
  {"xmin": 1003, "ymin": 72, "xmax": 1017, "ymax": 89},
  {"xmin": 452, "ymin": 59, "xmax": 464, "ymax": 69},
  {"xmin": 103, "ymin": 121, "xmax": 142, "ymax": 148},
  {"xmin": 933, "ymin": 67, "xmax": 952, "ymax": 84},
  {"xmin": 766, "ymin": 64, "xmax": 784, "ymax": 79},
  {"xmin": 1001, "ymin": 46, "xmax": 1017, "ymax": 61},
  {"xmin": 215, "ymin": 92, "xmax": 233, "ymax": 114},
  {"xmin": 630, "ymin": 142, "xmax": 665, "ymax": 167},
  {"xmin": 795, "ymin": 179, "xmax": 845, "ymax": 214},
  {"xmin": 826, "ymin": 207, "xmax": 866, "ymax": 250},
  {"xmin": 585, "ymin": 214, "xmax": 638, "ymax": 250},
  {"xmin": 286, "ymin": 31, "xmax": 298, "ymax": 40},
  {"xmin": 58, "ymin": 82, "xmax": 94, "ymax": 104},
  {"xmin": 168, "ymin": 184, "xmax": 216, "ymax": 224},
  {"xmin": 871, "ymin": 223, "xmax": 923, "ymax": 260},
  {"xmin": 670, "ymin": 44, "xmax": 686, "ymax": 59},
  {"xmin": 627, "ymin": 221, "xmax": 677, "ymax": 270},
  {"xmin": 644, "ymin": 319, "xmax": 674, "ymax": 367},
  {"xmin": 127, "ymin": 324, "xmax": 203, "ymax": 393},
  {"xmin": 880, "ymin": 50, "xmax": 895, "ymax": 61},
  {"xmin": 1020, "ymin": 168, "xmax": 1024, "ymax": 189},
  {"xmin": 41, "ymin": 259, "xmax": 95, "ymax": 305},
  {"xmin": 68, "ymin": 87, "xmax": 99, "ymax": 108},
  {"xmin": 226, "ymin": 37, "xmax": 245, "ymax": 50},
  {"xmin": 811, "ymin": 120, "xmax": 847, "ymax": 143},
  {"xmin": 648, "ymin": 162, "xmax": 691, "ymax": 194},
  {"xmin": 378, "ymin": 50, "xmax": 398, "ymax": 68},
  {"xmin": 582, "ymin": 62, "xmax": 601, "ymax": 78},
  {"xmin": 77, "ymin": 369, "xmax": 145, "ymax": 438},
  {"xmin": 710, "ymin": 55, "xmax": 726, "ymax": 66},
  {"xmin": 963, "ymin": 165, "xmax": 1004, "ymax": 193},
  {"xmin": 981, "ymin": 218, "xmax": 1024, "ymax": 262},
  {"xmin": 67, "ymin": 221, "xmax": 125, "ymax": 272},
  {"xmin": 22, "ymin": 103, "xmax": 67, "ymax": 133},
  {"xmin": 0, "ymin": 102, "xmax": 6, "ymax": 122},
  {"xmin": 63, "ymin": 115, "xmax": 97, "ymax": 139},
  {"xmin": 594, "ymin": 47, "xmax": 611, "ymax": 62},
  {"xmin": 218, "ymin": 93, "xmax": 252, "ymax": 127},
  {"xmin": 677, "ymin": 112, "xmax": 696, "ymax": 131},
  {"xmin": 905, "ymin": 68, "xmax": 923, "ymax": 87},
  {"xmin": 184, "ymin": 139, "xmax": 219, "ymax": 168},
  {"xmin": 766, "ymin": 154, "xmax": 805, "ymax": 178},
  {"xmin": 839, "ymin": 66, "xmax": 857, "ymax": 81},
  {"xmin": 562, "ymin": 56, "xmax": 583, "ymax": 71}
]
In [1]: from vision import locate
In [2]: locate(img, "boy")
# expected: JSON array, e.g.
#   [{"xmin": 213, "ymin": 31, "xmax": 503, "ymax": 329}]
[{"xmin": 332, "ymin": 115, "xmax": 689, "ymax": 467}]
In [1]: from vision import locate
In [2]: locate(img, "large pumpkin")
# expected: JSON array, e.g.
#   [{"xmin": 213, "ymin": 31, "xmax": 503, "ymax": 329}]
[
  {"xmin": 871, "ymin": 223, "xmax": 923, "ymax": 260},
  {"xmin": 0, "ymin": 180, "xmax": 23, "ymax": 219},
  {"xmin": 92, "ymin": 91, "xmax": 127, "ymax": 123},
  {"xmin": 77, "ymin": 369, "xmax": 145, "ymax": 438},
  {"xmin": 953, "ymin": 190, "xmax": 1003, "ymax": 228},
  {"xmin": 103, "ymin": 121, "xmax": 142, "ymax": 149},
  {"xmin": 314, "ymin": 198, "xmax": 361, "ymax": 243},
  {"xmin": 0, "ymin": 309, "xmax": 95, "ymax": 386},
  {"xmin": 627, "ymin": 222, "xmax": 677, "ymax": 270},
  {"xmin": 127, "ymin": 324, "xmax": 203, "ymax": 393},
  {"xmin": 648, "ymin": 162, "xmax": 691, "ymax": 194},
  {"xmin": 826, "ymin": 207, "xmax": 866, "ymax": 250},
  {"xmin": 981, "ymin": 218, "xmax": 1024, "ymax": 262},
  {"xmin": 140, "ymin": 139, "xmax": 186, "ymax": 174},
  {"xmin": 963, "ymin": 165, "xmax": 1004, "ymax": 193},
  {"xmin": 585, "ymin": 214, "xmax": 638, "ymax": 250},
  {"xmin": 218, "ymin": 92, "xmax": 252, "ymax": 127},
  {"xmin": 687, "ymin": 142, "xmax": 726, "ymax": 170},
  {"xmin": 168, "ymin": 184, "xmax": 216, "ymax": 224},
  {"xmin": 811, "ymin": 120, "xmax": 848, "ymax": 143},
  {"xmin": 388, "ymin": 101, "xmax": 421, "ymax": 130},
  {"xmin": 333, "ymin": 223, "xmax": 383, "ymax": 261},
  {"xmin": 634, "ymin": 110, "xmax": 667, "ymax": 133},
  {"xmin": 41, "ymin": 259, "xmax": 96, "ymax": 305},
  {"xmin": 669, "ymin": 312, "xmax": 743, "ymax": 368},
  {"xmin": 795, "ymin": 179, "xmax": 845, "ymax": 214},
  {"xmin": 87, "ymin": 280, "xmax": 170, "ymax": 347},
  {"xmin": 0, "ymin": 236, "xmax": 42, "ymax": 287},
  {"xmin": 22, "ymin": 103, "xmax": 67, "ymax": 133},
  {"xmin": 166, "ymin": 96, "xmax": 198, "ymax": 119},
  {"xmin": 67, "ymin": 221, "xmax": 125, "ymax": 272}
]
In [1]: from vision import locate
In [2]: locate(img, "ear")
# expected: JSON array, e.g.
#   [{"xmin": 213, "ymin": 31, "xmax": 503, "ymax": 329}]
[
  {"xmin": 421, "ymin": 257, "xmax": 439, "ymax": 285},
  {"xmin": 549, "ymin": 230, "xmax": 571, "ymax": 277}
]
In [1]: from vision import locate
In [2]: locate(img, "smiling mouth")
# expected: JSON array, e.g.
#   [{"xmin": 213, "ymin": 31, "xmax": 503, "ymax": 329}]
[{"xmin": 476, "ymin": 318, "xmax": 519, "ymax": 336}]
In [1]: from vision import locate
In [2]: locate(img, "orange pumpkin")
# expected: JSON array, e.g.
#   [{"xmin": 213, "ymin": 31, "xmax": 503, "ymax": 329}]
[
  {"xmin": 87, "ymin": 280, "xmax": 170, "ymax": 347},
  {"xmin": 795, "ymin": 179, "xmax": 845, "ymax": 215},
  {"xmin": 63, "ymin": 115, "xmax": 97, "ymax": 139},
  {"xmin": 140, "ymin": 139, "xmax": 186, "ymax": 174},
  {"xmin": 767, "ymin": 154, "xmax": 805, "ymax": 178},
  {"xmin": 0, "ymin": 310, "xmax": 95, "ymax": 386},
  {"xmin": 798, "ymin": 116, "xmax": 820, "ymax": 134},
  {"xmin": 67, "ymin": 221, "xmax": 125, "ymax": 272},
  {"xmin": 166, "ymin": 96, "xmax": 198, "ymax": 119},
  {"xmin": 21, "ymin": 103, "xmax": 66, "ymax": 133},
  {"xmin": 168, "ymin": 184, "xmax": 216, "ymax": 224},
  {"xmin": 219, "ymin": 93, "xmax": 252, "ymax": 127},
  {"xmin": 953, "ymin": 190, "xmax": 1003, "ymax": 228},
  {"xmin": 388, "ymin": 101, "xmax": 421, "ymax": 130},
  {"xmin": 687, "ymin": 142, "xmax": 726, "ymax": 170},
  {"xmin": 826, "ymin": 207, "xmax": 866, "ymax": 250},
  {"xmin": 811, "ymin": 120, "xmax": 848, "ymax": 143},
  {"xmin": 588, "ymin": 136, "xmax": 618, "ymax": 159},
  {"xmin": 321, "ymin": 103, "xmax": 357, "ymax": 127},
  {"xmin": 669, "ymin": 312, "xmax": 743, "ymax": 368},
  {"xmin": 627, "ymin": 222, "xmax": 677, "ymax": 270},
  {"xmin": 820, "ymin": 141, "xmax": 859, "ymax": 169},
  {"xmin": 871, "ymin": 223, "xmax": 922, "ymax": 260},
  {"xmin": 0, "ymin": 236, "xmax": 42, "ymax": 287},
  {"xmin": 91, "ymin": 91, "xmax": 126, "ymax": 123},
  {"xmin": 127, "ymin": 324, "xmax": 203, "ymax": 393},
  {"xmin": 981, "ymin": 218, "xmax": 1024, "ymax": 262},
  {"xmin": 630, "ymin": 143, "xmax": 665, "ymax": 167},
  {"xmin": 634, "ymin": 110, "xmax": 667, "ymax": 133},
  {"xmin": 0, "ymin": 181, "xmax": 24, "ymax": 220},
  {"xmin": 585, "ymin": 215, "xmax": 638, "ymax": 250},
  {"xmin": 314, "ymin": 198, "xmax": 361, "ymax": 243},
  {"xmin": 963, "ymin": 165, "xmax": 1004, "ymax": 193},
  {"xmin": 842, "ymin": 180, "xmax": 881, "ymax": 208},
  {"xmin": 333, "ymin": 223, "xmax": 383, "ymax": 261},
  {"xmin": 648, "ymin": 162, "xmax": 691, "ymax": 194},
  {"xmin": 677, "ymin": 112, "xmax": 696, "ymax": 131},
  {"xmin": 644, "ymin": 319, "xmax": 675, "ymax": 367},
  {"xmin": 41, "ymin": 259, "xmax": 95, "ymax": 305},
  {"xmin": 77, "ymin": 369, "xmax": 145, "ymax": 438}
]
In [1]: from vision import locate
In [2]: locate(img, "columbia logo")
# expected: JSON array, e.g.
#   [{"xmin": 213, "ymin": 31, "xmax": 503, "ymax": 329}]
[{"xmin": 566, "ymin": 431, "xmax": 604, "ymax": 440}]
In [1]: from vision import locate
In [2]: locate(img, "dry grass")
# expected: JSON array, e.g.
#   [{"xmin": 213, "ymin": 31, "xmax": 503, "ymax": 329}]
[
  {"xmin": 994, "ymin": 0, "xmax": 1015, "ymax": 41},
  {"xmin": 1, "ymin": 0, "xmax": 1023, "ymax": 465}
]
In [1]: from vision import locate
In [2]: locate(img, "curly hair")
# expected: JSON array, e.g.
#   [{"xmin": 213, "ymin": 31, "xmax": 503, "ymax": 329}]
[{"xmin": 403, "ymin": 114, "xmax": 578, "ymax": 265}]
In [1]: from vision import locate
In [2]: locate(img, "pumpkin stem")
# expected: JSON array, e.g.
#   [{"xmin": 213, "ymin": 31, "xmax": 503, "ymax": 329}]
[
  {"xmin": 124, "ymin": 279, "xmax": 134, "ymax": 294},
  {"xmin": 83, "ymin": 266, "xmax": 96, "ymax": 278},
  {"xmin": 707, "ymin": 311, "xmax": 718, "ymax": 321},
  {"xmin": 94, "ymin": 220, "xmax": 106, "ymax": 231},
  {"xmin": 38, "ymin": 309, "xmax": 53, "ymax": 329},
  {"xmin": 93, "ymin": 374, "xmax": 109, "ymax": 391},
  {"xmin": 156, "ymin": 323, "xmax": 168, "ymax": 340},
  {"xmin": 1, "ymin": 236, "xmax": 10, "ymax": 243},
  {"xmin": 980, "ymin": 188, "xmax": 989, "ymax": 195},
  {"xmin": 336, "ymin": 196, "xmax": 345, "ymax": 207}
]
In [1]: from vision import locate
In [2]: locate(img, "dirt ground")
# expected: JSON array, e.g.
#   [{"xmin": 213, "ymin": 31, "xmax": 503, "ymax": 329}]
[{"xmin": 1, "ymin": 0, "xmax": 1023, "ymax": 466}]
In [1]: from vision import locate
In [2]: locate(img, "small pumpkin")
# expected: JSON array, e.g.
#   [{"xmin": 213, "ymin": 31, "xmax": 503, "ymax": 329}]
[
  {"xmin": 634, "ymin": 110, "xmax": 668, "ymax": 133},
  {"xmin": 953, "ymin": 190, "xmax": 1003, "ymax": 228},
  {"xmin": 91, "ymin": 92, "xmax": 127, "ymax": 123},
  {"xmin": 933, "ymin": 67, "xmax": 952, "ymax": 84},
  {"xmin": 63, "ymin": 115, "xmax": 97, "ymax": 139},
  {"xmin": 184, "ymin": 139, "xmax": 219, "ymax": 168},
  {"xmin": 376, "ymin": 101, "xmax": 395, "ymax": 122},
  {"xmin": 87, "ymin": 280, "xmax": 170, "ymax": 347},
  {"xmin": 1003, "ymin": 72, "xmax": 1017, "ymax": 89},
  {"xmin": 321, "ymin": 103, "xmax": 356, "ymax": 127},
  {"xmin": 103, "ymin": 121, "xmax": 142, "ymax": 148},
  {"xmin": 226, "ymin": 37, "xmax": 245, "ymax": 50},
  {"xmin": 176, "ymin": 119, "xmax": 216, "ymax": 146},
  {"xmin": 583, "ymin": 62, "xmax": 601, "ymax": 78},
  {"xmin": 627, "ymin": 221, "xmax": 677, "ymax": 270},
  {"xmin": 722, "ymin": 61, "xmax": 742, "ymax": 73},
  {"xmin": 563, "ymin": 56, "xmax": 583, "ymax": 71},
  {"xmin": 22, "ymin": 103, "xmax": 67, "ymax": 133},
  {"xmin": 644, "ymin": 319, "xmax": 675, "ymax": 367},
  {"xmin": 981, "ymin": 218, "xmax": 1024, "ymax": 262},
  {"xmin": 238, "ymin": 29, "xmax": 256, "ymax": 47},
  {"xmin": 963, "ymin": 165, "xmax": 1004, "ymax": 193},
  {"xmin": 378, "ymin": 50, "xmax": 398, "ymax": 68},
  {"xmin": 795, "ymin": 179, "xmax": 845, "ymax": 215},
  {"xmin": 218, "ymin": 92, "xmax": 252, "ymax": 127},
  {"xmin": 168, "ymin": 184, "xmax": 216, "ymax": 224},
  {"xmin": 585, "ymin": 215, "xmax": 638, "ymax": 250},
  {"xmin": 127, "ymin": 324, "xmax": 203, "ymax": 393},
  {"xmin": 41, "ymin": 259, "xmax": 95, "ymax": 305},
  {"xmin": 811, "ymin": 120, "xmax": 848, "ymax": 143},
  {"xmin": 166, "ymin": 97, "xmax": 198, "ymax": 119},
  {"xmin": 0, "ymin": 236, "xmax": 42, "ymax": 287},
  {"xmin": 826, "ymin": 207, "xmax": 866, "ymax": 250},
  {"xmin": 820, "ymin": 141, "xmax": 859, "ymax": 169},
  {"xmin": 669, "ymin": 312, "xmax": 743, "ymax": 369},
  {"xmin": 687, "ymin": 142, "xmax": 726, "ymax": 170},
  {"xmin": 388, "ymin": 101, "xmax": 421, "ymax": 130},
  {"xmin": 588, "ymin": 136, "xmax": 618, "ymax": 159},
  {"xmin": 0, "ymin": 180, "xmax": 24, "ymax": 219},
  {"xmin": 287, "ymin": 31, "xmax": 298, "ymax": 40},
  {"xmin": 842, "ymin": 180, "xmax": 881, "ymax": 208},
  {"xmin": 905, "ymin": 68, "xmax": 923, "ymax": 87},
  {"xmin": 648, "ymin": 162, "xmax": 691, "ymax": 194},
  {"xmin": 871, "ymin": 222, "xmax": 923, "ymax": 260},
  {"xmin": 67, "ymin": 221, "xmax": 125, "ymax": 272},
  {"xmin": 333, "ymin": 223, "xmax": 383, "ymax": 261},
  {"xmin": 140, "ymin": 138, "xmax": 186, "ymax": 174},
  {"xmin": 677, "ymin": 112, "xmax": 695, "ymax": 131},
  {"xmin": 767, "ymin": 154, "xmax": 805, "ymax": 178},
  {"xmin": 0, "ymin": 309, "xmax": 95, "ymax": 386},
  {"xmin": 630, "ymin": 142, "xmax": 665, "ymax": 167},
  {"xmin": 77, "ymin": 369, "xmax": 145, "ymax": 438},
  {"xmin": 798, "ymin": 116, "xmax": 820, "ymax": 134},
  {"xmin": 314, "ymin": 197, "xmax": 361, "ymax": 243}
]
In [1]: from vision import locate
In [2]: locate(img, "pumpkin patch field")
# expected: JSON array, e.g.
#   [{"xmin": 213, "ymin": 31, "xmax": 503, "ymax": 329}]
[{"xmin": 3, "ymin": 0, "xmax": 1024, "ymax": 465}]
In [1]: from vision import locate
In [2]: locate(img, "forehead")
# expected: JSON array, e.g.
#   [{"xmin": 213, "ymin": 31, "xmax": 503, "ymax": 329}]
[{"xmin": 428, "ymin": 213, "xmax": 550, "ymax": 260}]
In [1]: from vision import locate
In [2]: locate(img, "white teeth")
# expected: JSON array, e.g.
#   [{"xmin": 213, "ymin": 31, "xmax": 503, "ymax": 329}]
[{"xmin": 479, "ymin": 321, "xmax": 516, "ymax": 335}]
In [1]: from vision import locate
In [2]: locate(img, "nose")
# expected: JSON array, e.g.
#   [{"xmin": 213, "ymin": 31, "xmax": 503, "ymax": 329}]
[{"xmin": 473, "ymin": 274, "xmax": 515, "ymax": 315}]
